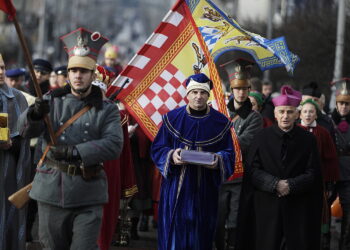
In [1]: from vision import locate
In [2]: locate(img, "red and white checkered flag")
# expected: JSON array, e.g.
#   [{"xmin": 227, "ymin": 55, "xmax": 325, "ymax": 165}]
[{"xmin": 107, "ymin": 0, "xmax": 197, "ymax": 140}]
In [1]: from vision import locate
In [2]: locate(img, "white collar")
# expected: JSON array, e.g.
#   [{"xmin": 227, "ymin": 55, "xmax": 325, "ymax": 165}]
[{"xmin": 301, "ymin": 120, "xmax": 317, "ymax": 128}]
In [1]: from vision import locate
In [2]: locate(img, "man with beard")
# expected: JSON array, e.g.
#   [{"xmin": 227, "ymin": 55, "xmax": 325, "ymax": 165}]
[
  {"xmin": 18, "ymin": 28, "xmax": 123, "ymax": 250},
  {"xmin": 0, "ymin": 53, "xmax": 31, "ymax": 250}
]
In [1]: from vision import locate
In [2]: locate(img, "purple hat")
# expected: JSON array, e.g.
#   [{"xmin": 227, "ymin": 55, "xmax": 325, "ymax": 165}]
[{"xmin": 272, "ymin": 85, "xmax": 302, "ymax": 107}]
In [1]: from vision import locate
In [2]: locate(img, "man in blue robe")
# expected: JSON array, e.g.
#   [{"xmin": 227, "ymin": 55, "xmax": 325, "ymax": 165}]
[{"xmin": 151, "ymin": 73, "xmax": 235, "ymax": 250}]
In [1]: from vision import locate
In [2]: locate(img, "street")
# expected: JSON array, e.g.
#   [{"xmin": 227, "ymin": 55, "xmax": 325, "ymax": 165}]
[{"xmin": 26, "ymin": 215, "xmax": 342, "ymax": 250}]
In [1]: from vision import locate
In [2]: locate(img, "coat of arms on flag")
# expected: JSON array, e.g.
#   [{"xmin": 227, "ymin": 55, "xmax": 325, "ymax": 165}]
[
  {"xmin": 107, "ymin": 0, "xmax": 299, "ymax": 178},
  {"xmin": 107, "ymin": 0, "xmax": 212, "ymax": 139}
]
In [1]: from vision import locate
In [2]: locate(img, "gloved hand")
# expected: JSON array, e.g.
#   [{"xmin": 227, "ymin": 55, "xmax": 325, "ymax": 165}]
[
  {"xmin": 30, "ymin": 98, "xmax": 50, "ymax": 120},
  {"xmin": 48, "ymin": 145, "xmax": 81, "ymax": 162}
]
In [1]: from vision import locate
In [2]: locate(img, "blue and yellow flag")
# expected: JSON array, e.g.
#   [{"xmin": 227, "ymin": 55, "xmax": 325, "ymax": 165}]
[
  {"xmin": 186, "ymin": 0, "xmax": 299, "ymax": 75},
  {"xmin": 109, "ymin": 0, "xmax": 300, "ymax": 179}
]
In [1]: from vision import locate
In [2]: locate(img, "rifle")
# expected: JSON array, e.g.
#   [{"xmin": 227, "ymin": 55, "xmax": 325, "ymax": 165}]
[{"xmin": 8, "ymin": 183, "xmax": 32, "ymax": 209}]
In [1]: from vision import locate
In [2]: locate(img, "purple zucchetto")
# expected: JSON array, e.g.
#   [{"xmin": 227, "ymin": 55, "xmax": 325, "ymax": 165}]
[{"xmin": 272, "ymin": 85, "xmax": 302, "ymax": 107}]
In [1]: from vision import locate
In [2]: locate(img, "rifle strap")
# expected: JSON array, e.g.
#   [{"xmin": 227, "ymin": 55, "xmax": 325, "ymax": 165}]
[{"xmin": 37, "ymin": 105, "xmax": 92, "ymax": 167}]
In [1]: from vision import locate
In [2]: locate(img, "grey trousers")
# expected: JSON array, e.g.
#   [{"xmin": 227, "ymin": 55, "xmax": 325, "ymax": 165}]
[
  {"xmin": 37, "ymin": 202, "xmax": 103, "ymax": 250},
  {"xmin": 227, "ymin": 182, "xmax": 242, "ymax": 229},
  {"xmin": 215, "ymin": 181, "xmax": 242, "ymax": 250}
]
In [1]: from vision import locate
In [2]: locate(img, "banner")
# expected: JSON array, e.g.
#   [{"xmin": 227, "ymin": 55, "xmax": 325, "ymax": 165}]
[
  {"xmin": 107, "ymin": 0, "xmax": 211, "ymax": 140},
  {"xmin": 187, "ymin": 0, "xmax": 299, "ymax": 74},
  {"xmin": 107, "ymin": 0, "xmax": 300, "ymax": 178},
  {"xmin": 0, "ymin": 0, "xmax": 16, "ymax": 20}
]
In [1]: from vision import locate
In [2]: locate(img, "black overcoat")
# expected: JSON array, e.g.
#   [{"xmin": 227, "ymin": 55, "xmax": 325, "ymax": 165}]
[{"xmin": 236, "ymin": 124, "xmax": 323, "ymax": 250}]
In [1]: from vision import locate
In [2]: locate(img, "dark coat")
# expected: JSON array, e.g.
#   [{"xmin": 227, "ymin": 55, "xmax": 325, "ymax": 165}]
[
  {"xmin": 332, "ymin": 110, "xmax": 350, "ymax": 181},
  {"xmin": 261, "ymin": 94, "xmax": 275, "ymax": 121},
  {"xmin": 227, "ymin": 98, "xmax": 263, "ymax": 158},
  {"xmin": 317, "ymin": 112, "xmax": 336, "ymax": 142},
  {"xmin": 236, "ymin": 124, "xmax": 323, "ymax": 250},
  {"xmin": 0, "ymin": 84, "xmax": 31, "ymax": 250},
  {"xmin": 28, "ymin": 79, "xmax": 50, "ymax": 97}
]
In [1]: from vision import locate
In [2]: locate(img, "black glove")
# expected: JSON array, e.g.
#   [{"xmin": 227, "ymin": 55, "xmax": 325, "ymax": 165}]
[
  {"xmin": 30, "ymin": 98, "xmax": 50, "ymax": 120},
  {"xmin": 8, "ymin": 136, "xmax": 21, "ymax": 159},
  {"xmin": 48, "ymin": 145, "xmax": 81, "ymax": 162}
]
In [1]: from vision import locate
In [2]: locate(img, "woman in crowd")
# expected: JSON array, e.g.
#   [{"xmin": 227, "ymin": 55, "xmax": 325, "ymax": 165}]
[
  {"xmin": 298, "ymin": 98, "xmax": 339, "ymax": 249},
  {"xmin": 248, "ymin": 91, "xmax": 273, "ymax": 128}
]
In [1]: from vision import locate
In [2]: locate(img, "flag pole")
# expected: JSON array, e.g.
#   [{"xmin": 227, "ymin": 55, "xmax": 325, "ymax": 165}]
[
  {"xmin": 12, "ymin": 15, "xmax": 57, "ymax": 145},
  {"xmin": 108, "ymin": 78, "xmax": 129, "ymax": 101}
]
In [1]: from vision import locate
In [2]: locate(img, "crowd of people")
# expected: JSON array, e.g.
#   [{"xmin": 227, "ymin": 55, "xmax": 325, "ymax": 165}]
[
  {"xmin": 0, "ymin": 26, "xmax": 350, "ymax": 250},
  {"xmin": 0, "ymin": 27, "xmax": 157, "ymax": 250}
]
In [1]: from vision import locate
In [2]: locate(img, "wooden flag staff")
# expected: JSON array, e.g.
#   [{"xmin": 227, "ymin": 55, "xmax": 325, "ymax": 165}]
[{"xmin": 12, "ymin": 15, "xmax": 57, "ymax": 145}]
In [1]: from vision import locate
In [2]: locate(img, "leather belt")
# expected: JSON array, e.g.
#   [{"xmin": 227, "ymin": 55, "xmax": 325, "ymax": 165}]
[{"xmin": 45, "ymin": 158, "xmax": 83, "ymax": 176}]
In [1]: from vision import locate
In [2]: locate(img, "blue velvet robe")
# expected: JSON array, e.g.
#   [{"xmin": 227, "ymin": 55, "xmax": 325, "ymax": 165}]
[{"xmin": 151, "ymin": 105, "xmax": 235, "ymax": 250}]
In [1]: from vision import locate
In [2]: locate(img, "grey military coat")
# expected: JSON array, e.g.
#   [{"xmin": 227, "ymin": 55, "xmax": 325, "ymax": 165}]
[
  {"xmin": 228, "ymin": 99, "xmax": 263, "ymax": 158},
  {"xmin": 18, "ymin": 85, "xmax": 123, "ymax": 208}
]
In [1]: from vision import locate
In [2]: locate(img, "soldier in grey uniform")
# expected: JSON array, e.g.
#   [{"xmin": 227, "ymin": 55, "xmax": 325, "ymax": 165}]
[
  {"xmin": 18, "ymin": 28, "xmax": 123, "ymax": 250},
  {"xmin": 216, "ymin": 59, "xmax": 263, "ymax": 250}
]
